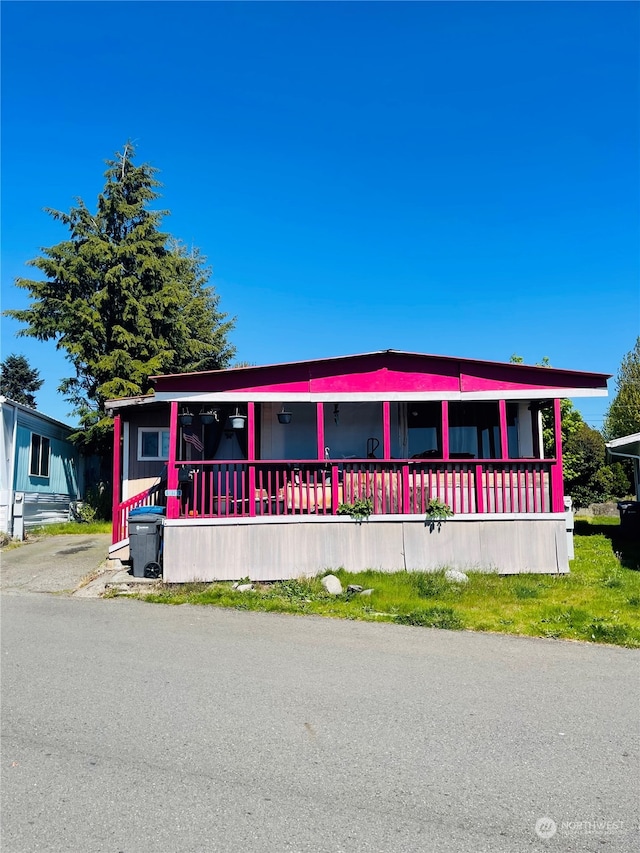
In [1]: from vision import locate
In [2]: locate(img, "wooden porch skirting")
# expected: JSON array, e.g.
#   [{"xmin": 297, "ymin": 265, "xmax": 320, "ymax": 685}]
[{"xmin": 161, "ymin": 514, "xmax": 569, "ymax": 582}]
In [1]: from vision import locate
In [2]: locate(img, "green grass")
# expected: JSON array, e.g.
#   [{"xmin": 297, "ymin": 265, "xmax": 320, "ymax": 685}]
[
  {"xmin": 135, "ymin": 516, "xmax": 640, "ymax": 648},
  {"xmin": 28, "ymin": 520, "xmax": 112, "ymax": 536}
]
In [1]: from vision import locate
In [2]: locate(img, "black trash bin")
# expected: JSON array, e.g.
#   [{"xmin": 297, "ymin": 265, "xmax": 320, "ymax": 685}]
[
  {"xmin": 617, "ymin": 501, "xmax": 640, "ymax": 539},
  {"xmin": 128, "ymin": 507, "xmax": 165, "ymax": 578}
]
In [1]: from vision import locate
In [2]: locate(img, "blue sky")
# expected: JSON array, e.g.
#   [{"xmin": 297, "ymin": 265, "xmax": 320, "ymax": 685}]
[{"xmin": 2, "ymin": 1, "xmax": 638, "ymax": 429}]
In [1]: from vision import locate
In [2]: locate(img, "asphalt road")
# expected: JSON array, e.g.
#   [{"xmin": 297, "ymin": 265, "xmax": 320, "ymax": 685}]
[{"xmin": 2, "ymin": 594, "xmax": 638, "ymax": 853}]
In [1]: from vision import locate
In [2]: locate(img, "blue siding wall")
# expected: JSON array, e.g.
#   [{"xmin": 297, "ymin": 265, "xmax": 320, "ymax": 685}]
[{"xmin": 13, "ymin": 416, "xmax": 80, "ymax": 497}]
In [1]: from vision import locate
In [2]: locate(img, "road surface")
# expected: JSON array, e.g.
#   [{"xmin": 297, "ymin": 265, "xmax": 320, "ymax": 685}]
[{"xmin": 1, "ymin": 594, "xmax": 638, "ymax": 852}]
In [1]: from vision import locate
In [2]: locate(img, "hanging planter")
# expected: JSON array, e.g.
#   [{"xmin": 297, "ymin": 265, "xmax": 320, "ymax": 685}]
[
  {"xmin": 277, "ymin": 405, "xmax": 292, "ymax": 425},
  {"xmin": 199, "ymin": 408, "xmax": 220, "ymax": 425},
  {"xmin": 230, "ymin": 408, "xmax": 246, "ymax": 430},
  {"xmin": 178, "ymin": 410, "xmax": 194, "ymax": 427}
]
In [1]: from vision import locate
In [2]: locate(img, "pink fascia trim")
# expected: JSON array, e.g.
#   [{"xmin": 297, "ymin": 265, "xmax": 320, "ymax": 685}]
[
  {"xmin": 310, "ymin": 368, "xmax": 459, "ymax": 393},
  {"xmin": 150, "ymin": 351, "xmax": 609, "ymax": 397},
  {"xmin": 461, "ymin": 367, "xmax": 607, "ymax": 393}
]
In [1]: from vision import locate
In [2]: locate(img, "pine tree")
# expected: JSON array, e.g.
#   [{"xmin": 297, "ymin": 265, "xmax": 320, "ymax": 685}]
[
  {"xmin": 6, "ymin": 143, "xmax": 235, "ymax": 451},
  {"xmin": 0, "ymin": 354, "xmax": 43, "ymax": 408},
  {"xmin": 604, "ymin": 338, "xmax": 640, "ymax": 440}
]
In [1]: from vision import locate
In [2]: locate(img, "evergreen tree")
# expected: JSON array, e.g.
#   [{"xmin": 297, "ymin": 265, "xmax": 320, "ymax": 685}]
[
  {"xmin": 6, "ymin": 143, "xmax": 235, "ymax": 451},
  {"xmin": 0, "ymin": 354, "xmax": 43, "ymax": 408},
  {"xmin": 604, "ymin": 338, "xmax": 640, "ymax": 440}
]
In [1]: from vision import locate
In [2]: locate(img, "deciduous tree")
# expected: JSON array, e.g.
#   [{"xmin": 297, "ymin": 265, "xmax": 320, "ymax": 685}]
[{"xmin": 604, "ymin": 338, "xmax": 640, "ymax": 440}]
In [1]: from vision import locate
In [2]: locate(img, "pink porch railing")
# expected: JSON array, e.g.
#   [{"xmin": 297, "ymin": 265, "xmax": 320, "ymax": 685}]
[
  {"xmin": 112, "ymin": 482, "xmax": 165, "ymax": 545},
  {"xmin": 168, "ymin": 459, "xmax": 553, "ymax": 520}
]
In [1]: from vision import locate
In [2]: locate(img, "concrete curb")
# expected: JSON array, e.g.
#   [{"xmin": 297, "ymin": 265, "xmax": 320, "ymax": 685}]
[{"xmin": 73, "ymin": 558, "xmax": 159, "ymax": 598}]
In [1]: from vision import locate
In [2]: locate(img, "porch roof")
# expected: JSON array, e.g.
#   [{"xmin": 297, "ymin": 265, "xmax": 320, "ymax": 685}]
[{"xmin": 146, "ymin": 349, "xmax": 609, "ymax": 404}]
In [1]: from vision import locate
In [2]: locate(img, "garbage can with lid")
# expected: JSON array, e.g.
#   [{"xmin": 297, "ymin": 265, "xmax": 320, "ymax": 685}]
[
  {"xmin": 128, "ymin": 508, "xmax": 165, "ymax": 578},
  {"xmin": 617, "ymin": 501, "xmax": 640, "ymax": 539}
]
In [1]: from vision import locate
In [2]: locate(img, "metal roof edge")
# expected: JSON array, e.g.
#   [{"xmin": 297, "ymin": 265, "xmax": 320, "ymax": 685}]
[{"xmin": 149, "ymin": 350, "xmax": 612, "ymax": 384}]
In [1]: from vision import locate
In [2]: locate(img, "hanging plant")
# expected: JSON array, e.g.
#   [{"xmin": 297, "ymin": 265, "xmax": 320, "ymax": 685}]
[
  {"xmin": 425, "ymin": 498, "xmax": 453, "ymax": 531},
  {"xmin": 337, "ymin": 497, "xmax": 374, "ymax": 521}
]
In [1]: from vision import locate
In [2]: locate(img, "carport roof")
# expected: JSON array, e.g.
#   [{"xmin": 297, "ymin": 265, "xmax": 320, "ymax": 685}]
[{"xmin": 606, "ymin": 432, "xmax": 640, "ymax": 459}]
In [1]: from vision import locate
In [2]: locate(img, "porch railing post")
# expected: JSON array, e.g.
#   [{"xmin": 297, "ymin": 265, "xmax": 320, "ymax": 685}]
[
  {"xmin": 316, "ymin": 402, "xmax": 325, "ymax": 461},
  {"xmin": 475, "ymin": 464, "xmax": 485, "ymax": 514},
  {"xmin": 441, "ymin": 401, "xmax": 449, "ymax": 460},
  {"xmin": 499, "ymin": 399, "xmax": 509, "ymax": 460},
  {"xmin": 166, "ymin": 401, "xmax": 180, "ymax": 519},
  {"xmin": 248, "ymin": 402, "xmax": 256, "ymax": 517},
  {"xmin": 383, "ymin": 401, "xmax": 391, "ymax": 459},
  {"xmin": 111, "ymin": 414, "xmax": 122, "ymax": 544},
  {"xmin": 551, "ymin": 397, "xmax": 564, "ymax": 512},
  {"xmin": 402, "ymin": 464, "xmax": 410, "ymax": 514}
]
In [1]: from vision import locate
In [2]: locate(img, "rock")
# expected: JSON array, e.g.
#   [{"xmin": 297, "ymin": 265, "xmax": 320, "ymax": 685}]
[
  {"xmin": 321, "ymin": 574, "xmax": 343, "ymax": 595},
  {"xmin": 359, "ymin": 588, "xmax": 374, "ymax": 596},
  {"xmin": 347, "ymin": 584, "xmax": 364, "ymax": 593},
  {"xmin": 445, "ymin": 569, "xmax": 469, "ymax": 584},
  {"xmin": 236, "ymin": 583, "xmax": 254, "ymax": 592}
]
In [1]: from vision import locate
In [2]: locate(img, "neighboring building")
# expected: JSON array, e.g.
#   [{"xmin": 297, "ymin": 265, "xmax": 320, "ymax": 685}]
[
  {"xmin": 0, "ymin": 397, "xmax": 84, "ymax": 537},
  {"xmin": 106, "ymin": 350, "xmax": 609, "ymax": 580},
  {"xmin": 606, "ymin": 433, "xmax": 640, "ymax": 500}
]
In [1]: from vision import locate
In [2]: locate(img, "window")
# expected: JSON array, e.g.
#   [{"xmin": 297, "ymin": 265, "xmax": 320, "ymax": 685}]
[
  {"xmin": 448, "ymin": 402, "xmax": 500, "ymax": 459},
  {"xmin": 138, "ymin": 428, "xmax": 170, "ymax": 461},
  {"xmin": 30, "ymin": 434, "xmax": 51, "ymax": 478},
  {"xmin": 407, "ymin": 402, "xmax": 442, "ymax": 458}
]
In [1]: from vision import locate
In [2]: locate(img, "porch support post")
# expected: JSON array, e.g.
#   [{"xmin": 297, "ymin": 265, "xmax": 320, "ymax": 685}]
[
  {"xmin": 499, "ymin": 399, "xmax": 509, "ymax": 459},
  {"xmin": 551, "ymin": 397, "xmax": 564, "ymax": 512},
  {"xmin": 111, "ymin": 414, "xmax": 121, "ymax": 544},
  {"xmin": 316, "ymin": 403, "xmax": 325, "ymax": 460},
  {"xmin": 383, "ymin": 401, "xmax": 391, "ymax": 459},
  {"xmin": 248, "ymin": 402, "xmax": 256, "ymax": 517},
  {"xmin": 441, "ymin": 401, "xmax": 449, "ymax": 460},
  {"xmin": 166, "ymin": 401, "xmax": 180, "ymax": 520}
]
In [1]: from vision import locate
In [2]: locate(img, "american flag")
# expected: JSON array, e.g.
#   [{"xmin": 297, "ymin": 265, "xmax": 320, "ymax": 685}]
[{"xmin": 183, "ymin": 428, "xmax": 204, "ymax": 452}]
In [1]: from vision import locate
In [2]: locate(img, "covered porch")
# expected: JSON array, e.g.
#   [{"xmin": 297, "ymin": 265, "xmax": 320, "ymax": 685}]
[{"xmin": 107, "ymin": 350, "xmax": 609, "ymax": 578}]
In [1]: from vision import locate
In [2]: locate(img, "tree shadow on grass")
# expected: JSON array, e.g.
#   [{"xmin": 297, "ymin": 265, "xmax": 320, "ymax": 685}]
[{"xmin": 574, "ymin": 521, "xmax": 640, "ymax": 572}]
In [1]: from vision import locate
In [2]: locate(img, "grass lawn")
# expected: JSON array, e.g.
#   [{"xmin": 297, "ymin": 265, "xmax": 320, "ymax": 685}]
[
  {"xmin": 22, "ymin": 520, "xmax": 112, "ymax": 537},
  {"xmin": 136, "ymin": 516, "xmax": 640, "ymax": 648}
]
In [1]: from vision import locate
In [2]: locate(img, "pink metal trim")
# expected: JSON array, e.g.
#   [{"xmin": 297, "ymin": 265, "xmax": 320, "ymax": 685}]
[
  {"xmin": 111, "ymin": 415, "xmax": 122, "ymax": 544},
  {"xmin": 247, "ymin": 402, "xmax": 255, "ymax": 460},
  {"xmin": 499, "ymin": 399, "xmax": 509, "ymax": 460},
  {"xmin": 383, "ymin": 401, "xmax": 391, "ymax": 459},
  {"xmin": 316, "ymin": 403, "xmax": 325, "ymax": 461},
  {"xmin": 551, "ymin": 397, "xmax": 565, "ymax": 512},
  {"xmin": 112, "ymin": 482, "xmax": 165, "ymax": 545},
  {"xmin": 166, "ymin": 401, "xmax": 180, "ymax": 520},
  {"xmin": 151, "ymin": 349, "xmax": 610, "ymax": 388},
  {"xmin": 402, "ymin": 464, "xmax": 410, "ymax": 513},
  {"xmin": 441, "ymin": 401, "xmax": 449, "ymax": 460},
  {"xmin": 475, "ymin": 464, "xmax": 485, "ymax": 514}
]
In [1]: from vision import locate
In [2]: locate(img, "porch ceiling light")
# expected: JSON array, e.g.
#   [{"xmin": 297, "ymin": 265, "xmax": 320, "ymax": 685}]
[
  {"xmin": 178, "ymin": 410, "xmax": 194, "ymax": 427},
  {"xmin": 277, "ymin": 405, "xmax": 292, "ymax": 425}
]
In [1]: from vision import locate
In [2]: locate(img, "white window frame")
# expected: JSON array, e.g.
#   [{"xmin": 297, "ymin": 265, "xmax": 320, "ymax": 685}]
[
  {"xmin": 29, "ymin": 433, "xmax": 51, "ymax": 479},
  {"xmin": 137, "ymin": 428, "xmax": 170, "ymax": 461}
]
